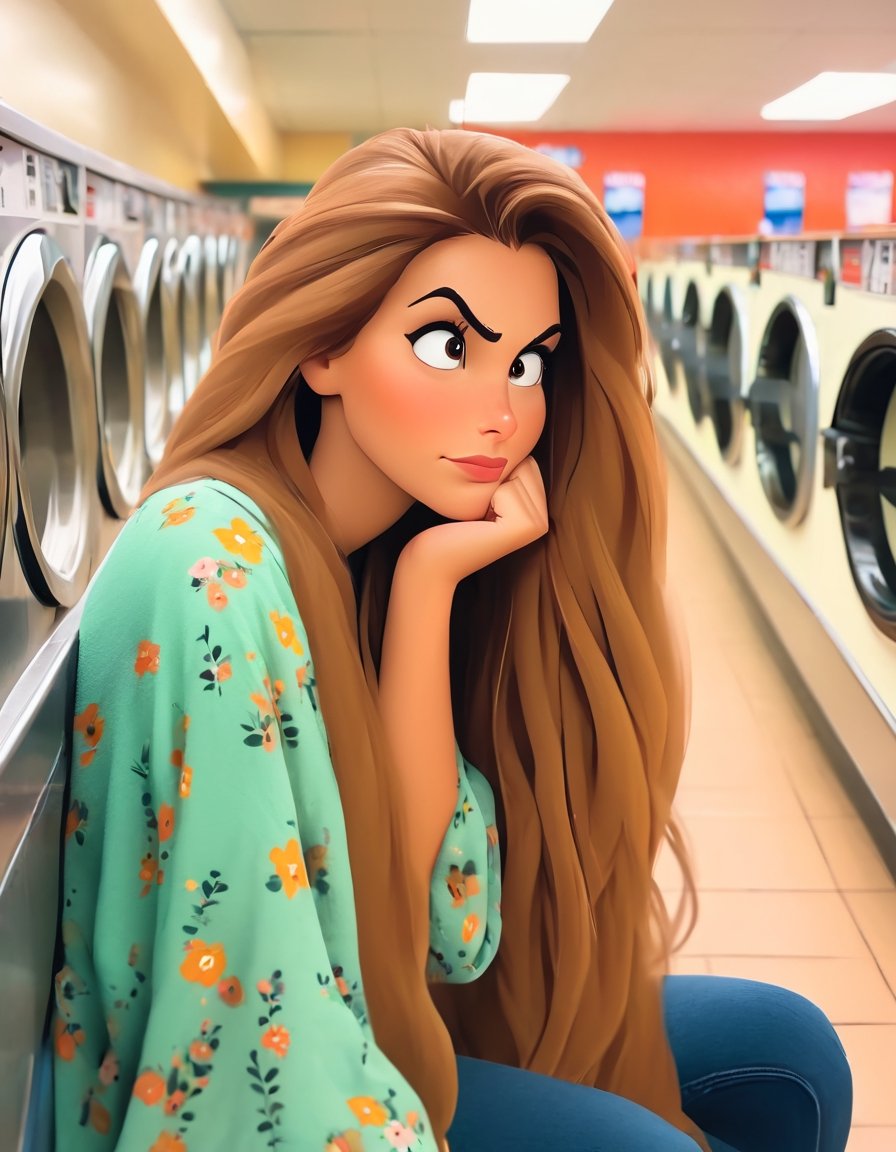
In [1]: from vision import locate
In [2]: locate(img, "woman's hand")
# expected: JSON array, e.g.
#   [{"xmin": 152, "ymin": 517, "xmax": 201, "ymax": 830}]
[{"xmin": 399, "ymin": 456, "xmax": 549, "ymax": 587}]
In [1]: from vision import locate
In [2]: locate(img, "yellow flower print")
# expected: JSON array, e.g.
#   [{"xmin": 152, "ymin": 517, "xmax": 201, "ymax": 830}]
[
  {"xmin": 347, "ymin": 1097, "xmax": 389, "ymax": 1127},
  {"xmin": 269, "ymin": 839, "xmax": 310, "ymax": 899},
  {"xmin": 270, "ymin": 611, "xmax": 304, "ymax": 655},
  {"xmin": 213, "ymin": 518, "xmax": 264, "ymax": 564}
]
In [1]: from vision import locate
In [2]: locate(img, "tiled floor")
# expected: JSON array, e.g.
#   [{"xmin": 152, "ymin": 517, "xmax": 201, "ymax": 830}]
[{"xmin": 659, "ymin": 459, "xmax": 896, "ymax": 1151}]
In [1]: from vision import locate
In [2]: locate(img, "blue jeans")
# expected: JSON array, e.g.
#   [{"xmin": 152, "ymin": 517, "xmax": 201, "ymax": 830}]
[{"xmin": 448, "ymin": 975, "xmax": 852, "ymax": 1151}]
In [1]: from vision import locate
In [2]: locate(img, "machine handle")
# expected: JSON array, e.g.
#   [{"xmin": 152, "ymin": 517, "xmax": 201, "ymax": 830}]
[{"xmin": 822, "ymin": 429, "xmax": 896, "ymax": 505}]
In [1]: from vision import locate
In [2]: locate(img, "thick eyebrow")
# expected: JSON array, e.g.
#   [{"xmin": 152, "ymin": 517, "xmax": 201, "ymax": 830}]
[
  {"xmin": 521, "ymin": 323, "xmax": 562, "ymax": 351},
  {"xmin": 407, "ymin": 287, "xmax": 502, "ymax": 343}
]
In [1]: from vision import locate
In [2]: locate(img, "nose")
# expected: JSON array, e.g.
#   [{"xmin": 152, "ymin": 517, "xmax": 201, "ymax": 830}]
[{"xmin": 477, "ymin": 381, "xmax": 517, "ymax": 440}]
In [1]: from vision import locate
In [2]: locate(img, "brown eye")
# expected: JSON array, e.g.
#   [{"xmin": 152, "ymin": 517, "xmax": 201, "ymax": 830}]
[
  {"xmin": 509, "ymin": 351, "xmax": 544, "ymax": 388},
  {"xmin": 407, "ymin": 326, "xmax": 466, "ymax": 370}
]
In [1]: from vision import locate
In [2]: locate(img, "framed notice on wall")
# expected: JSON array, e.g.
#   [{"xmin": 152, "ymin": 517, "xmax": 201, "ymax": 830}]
[
  {"xmin": 761, "ymin": 171, "xmax": 805, "ymax": 235},
  {"xmin": 603, "ymin": 172, "xmax": 646, "ymax": 240},
  {"xmin": 845, "ymin": 171, "xmax": 894, "ymax": 229}
]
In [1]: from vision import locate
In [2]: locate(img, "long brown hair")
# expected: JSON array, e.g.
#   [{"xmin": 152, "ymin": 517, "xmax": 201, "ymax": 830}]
[{"xmin": 143, "ymin": 128, "xmax": 702, "ymax": 1148}]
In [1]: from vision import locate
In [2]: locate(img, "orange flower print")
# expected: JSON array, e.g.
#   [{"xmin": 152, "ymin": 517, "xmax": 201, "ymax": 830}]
[
  {"xmin": 65, "ymin": 800, "xmax": 88, "ymax": 844},
  {"xmin": 164, "ymin": 508, "xmax": 195, "ymax": 528},
  {"xmin": 89, "ymin": 1098, "xmax": 111, "ymax": 1135},
  {"xmin": 216, "ymin": 662, "xmax": 232, "ymax": 683},
  {"xmin": 213, "ymin": 517, "xmax": 264, "ymax": 564},
  {"xmin": 158, "ymin": 804, "xmax": 175, "ymax": 842},
  {"xmin": 135, "ymin": 641, "xmax": 161, "ymax": 677},
  {"xmin": 73, "ymin": 703, "xmax": 104, "ymax": 767},
  {"xmin": 54, "ymin": 1017, "xmax": 85, "ymax": 1062},
  {"xmin": 270, "ymin": 612, "xmax": 304, "ymax": 655},
  {"xmin": 260, "ymin": 1025, "xmax": 290, "ymax": 1058},
  {"xmin": 99, "ymin": 1048, "xmax": 120, "ymax": 1086},
  {"xmin": 222, "ymin": 566, "xmax": 247, "ymax": 588},
  {"xmin": 189, "ymin": 1040, "xmax": 214, "ymax": 1063},
  {"xmin": 326, "ymin": 1135, "xmax": 364, "ymax": 1152},
  {"xmin": 269, "ymin": 839, "xmax": 310, "ymax": 898},
  {"xmin": 206, "ymin": 581, "xmax": 228, "ymax": 612},
  {"xmin": 134, "ymin": 1069, "xmax": 166, "ymax": 1106},
  {"xmin": 218, "ymin": 976, "xmax": 244, "ymax": 1006},
  {"xmin": 347, "ymin": 1097, "xmax": 389, "ymax": 1127},
  {"xmin": 250, "ymin": 676, "xmax": 285, "ymax": 720},
  {"xmin": 180, "ymin": 940, "xmax": 227, "ymax": 987},
  {"xmin": 171, "ymin": 750, "xmax": 192, "ymax": 798},
  {"xmin": 461, "ymin": 913, "xmax": 481, "ymax": 944},
  {"xmin": 150, "ymin": 1133, "xmax": 187, "ymax": 1152},
  {"xmin": 164, "ymin": 1090, "xmax": 187, "ymax": 1115}
]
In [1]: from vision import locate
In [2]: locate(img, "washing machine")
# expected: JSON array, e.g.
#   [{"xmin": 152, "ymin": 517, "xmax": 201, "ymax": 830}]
[
  {"xmin": 176, "ymin": 201, "xmax": 207, "ymax": 398},
  {"xmin": 0, "ymin": 126, "xmax": 100, "ymax": 701},
  {"xmin": 0, "ymin": 106, "xmax": 100, "ymax": 1152},
  {"xmin": 133, "ymin": 190, "xmax": 181, "ymax": 467},
  {"xmin": 84, "ymin": 168, "xmax": 147, "ymax": 520}
]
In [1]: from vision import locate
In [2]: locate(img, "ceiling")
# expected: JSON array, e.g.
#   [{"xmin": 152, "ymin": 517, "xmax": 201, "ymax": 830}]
[{"xmin": 218, "ymin": 0, "xmax": 896, "ymax": 136}]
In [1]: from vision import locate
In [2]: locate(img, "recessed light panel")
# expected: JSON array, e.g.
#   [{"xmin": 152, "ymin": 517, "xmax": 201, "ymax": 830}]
[{"xmin": 762, "ymin": 72, "xmax": 896, "ymax": 121}]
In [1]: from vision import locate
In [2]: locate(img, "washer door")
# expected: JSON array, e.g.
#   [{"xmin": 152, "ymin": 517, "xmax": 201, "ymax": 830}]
[
  {"xmin": 657, "ymin": 275, "xmax": 680, "ymax": 392},
  {"xmin": 1, "ymin": 232, "xmax": 98, "ymax": 606},
  {"xmin": 822, "ymin": 329, "xmax": 896, "ymax": 640},
  {"xmin": 162, "ymin": 237, "xmax": 186, "ymax": 422},
  {"xmin": 177, "ymin": 235, "xmax": 203, "ymax": 398},
  {"xmin": 747, "ymin": 297, "xmax": 820, "ymax": 526},
  {"xmin": 679, "ymin": 281, "xmax": 706, "ymax": 424},
  {"xmin": 703, "ymin": 286, "xmax": 747, "ymax": 464},
  {"xmin": 135, "ymin": 236, "xmax": 178, "ymax": 466},
  {"xmin": 203, "ymin": 234, "xmax": 221, "ymax": 361},
  {"xmin": 84, "ymin": 238, "xmax": 146, "ymax": 517}
]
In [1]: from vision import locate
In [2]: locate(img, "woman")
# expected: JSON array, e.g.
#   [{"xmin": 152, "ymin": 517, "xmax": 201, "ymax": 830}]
[{"xmin": 54, "ymin": 128, "xmax": 851, "ymax": 1152}]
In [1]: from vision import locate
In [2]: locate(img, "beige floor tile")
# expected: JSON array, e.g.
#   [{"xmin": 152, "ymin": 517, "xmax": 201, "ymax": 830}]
[
  {"xmin": 680, "ymin": 811, "xmax": 835, "ymax": 891},
  {"xmin": 674, "ymin": 782, "xmax": 804, "ymax": 820},
  {"xmin": 836, "ymin": 1026, "xmax": 896, "ymax": 1125},
  {"xmin": 812, "ymin": 817, "xmax": 895, "ymax": 892},
  {"xmin": 844, "ymin": 893, "xmax": 896, "ymax": 996},
  {"xmin": 705, "ymin": 957, "xmax": 896, "ymax": 1024},
  {"xmin": 781, "ymin": 736, "xmax": 857, "ymax": 818},
  {"xmin": 846, "ymin": 1128, "xmax": 896, "ymax": 1151},
  {"xmin": 678, "ymin": 891, "xmax": 871, "ymax": 958},
  {"xmin": 681, "ymin": 727, "xmax": 790, "ymax": 791}
]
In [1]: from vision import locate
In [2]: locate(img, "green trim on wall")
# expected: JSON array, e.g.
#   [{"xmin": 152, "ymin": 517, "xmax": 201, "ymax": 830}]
[{"xmin": 202, "ymin": 181, "xmax": 314, "ymax": 198}]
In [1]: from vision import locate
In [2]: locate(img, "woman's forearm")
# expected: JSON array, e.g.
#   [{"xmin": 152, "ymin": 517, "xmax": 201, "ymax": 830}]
[{"xmin": 378, "ymin": 548, "xmax": 460, "ymax": 884}]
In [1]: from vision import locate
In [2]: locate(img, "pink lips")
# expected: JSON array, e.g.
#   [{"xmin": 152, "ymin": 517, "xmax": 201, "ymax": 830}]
[{"xmin": 446, "ymin": 455, "xmax": 508, "ymax": 482}]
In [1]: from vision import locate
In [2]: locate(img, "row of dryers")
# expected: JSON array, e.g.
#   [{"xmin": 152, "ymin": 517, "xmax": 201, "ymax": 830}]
[
  {"xmin": 0, "ymin": 105, "xmax": 251, "ymax": 1149},
  {"xmin": 638, "ymin": 233, "xmax": 896, "ymax": 847},
  {"xmin": 0, "ymin": 102, "xmax": 250, "ymax": 701}
]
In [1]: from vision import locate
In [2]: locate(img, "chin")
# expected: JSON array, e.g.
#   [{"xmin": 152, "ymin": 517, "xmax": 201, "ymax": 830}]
[{"xmin": 425, "ymin": 491, "xmax": 495, "ymax": 523}]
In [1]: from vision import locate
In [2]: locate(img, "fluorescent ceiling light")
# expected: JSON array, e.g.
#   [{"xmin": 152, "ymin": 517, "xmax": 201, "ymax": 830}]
[
  {"xmin": 467, "ymin": 0, "xmax": 614, "ymax": 43},
  {"xmin": 463, "ymin": 73, "xmax": 570, "ymax": 123},
  {"xmin": 449, "ymin": 99, "xmax": 466, "ymax": 124},
  {"xmin": 761, "ymin": 72, "xmax": 896, "ymax": 121}
]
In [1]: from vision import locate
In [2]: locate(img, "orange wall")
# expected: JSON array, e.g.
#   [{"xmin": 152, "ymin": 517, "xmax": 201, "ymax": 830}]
[{"xmin": 475, "ymin": 128, "xmax": 895, "ymax": 238}]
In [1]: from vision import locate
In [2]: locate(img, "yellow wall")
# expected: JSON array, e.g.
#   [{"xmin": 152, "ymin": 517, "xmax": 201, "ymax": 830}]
[
  {"xmin": 280, "ymin": 133, "xmax": 353, "ymax": 184},
  {"xmin": 2, "ymin": 0, "xmax": 275, "ymax": 189}
]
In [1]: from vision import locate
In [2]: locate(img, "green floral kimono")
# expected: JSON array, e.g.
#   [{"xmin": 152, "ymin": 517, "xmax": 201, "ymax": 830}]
[{"xmin": 54, "ymin": 480, "xmax": 501, "ymax": 1152}]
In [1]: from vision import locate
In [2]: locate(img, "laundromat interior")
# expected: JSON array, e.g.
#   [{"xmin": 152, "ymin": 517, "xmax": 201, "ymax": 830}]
[{"xmin": 2, "ymin": 1, "xmax": 896, "ymax": 1149}]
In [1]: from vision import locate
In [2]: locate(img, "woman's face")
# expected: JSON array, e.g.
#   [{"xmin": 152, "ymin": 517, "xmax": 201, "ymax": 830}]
[{"xmin": 306, "ymin": 234, "xmax": 561, "ymax": 523}]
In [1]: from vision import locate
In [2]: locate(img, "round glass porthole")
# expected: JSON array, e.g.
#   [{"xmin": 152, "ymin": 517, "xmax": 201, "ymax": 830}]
[
  {"xmin": 747, "ymin": 297, "xmax": 819, "ymax": 526},
  {"xmin": 658, "ymin": 276, "xmax": 680, "ymax": 392},
  {"xmin": 702, "ymin": 287, "xmax": 747, "ymax": 464},
  {"xmin": 679, "ymin": 282, "xmax": 705, "ymax": 424},
  {"xmin": 821, "ymin": 329, "xmax": 896, "ymax": 640}
]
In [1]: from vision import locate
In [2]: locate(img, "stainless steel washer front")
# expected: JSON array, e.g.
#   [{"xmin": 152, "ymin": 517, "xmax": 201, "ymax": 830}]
[
  {"xmin": 83, "ymin": 238, "xmax": 146, "ymax": 517},
  {"xmin": 1, "ymin": 232, "xmax": 98, "ymax": 606},
  {"xmin": 178, "ymin": 234, "xmax": 204, "ymax": 397},
  {"xmin": 747, "ymin": 296, "xmax": 820, "ymax": 527}
]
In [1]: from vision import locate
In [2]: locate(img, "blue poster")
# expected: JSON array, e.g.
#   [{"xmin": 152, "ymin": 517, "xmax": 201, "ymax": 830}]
[
  {"xmin": 603, "ymin": 171, "xmax": 645, "ymax": 240},
  {"xmin": 762, "ymin": 171, "xmax": 805, "ymax": 235}
]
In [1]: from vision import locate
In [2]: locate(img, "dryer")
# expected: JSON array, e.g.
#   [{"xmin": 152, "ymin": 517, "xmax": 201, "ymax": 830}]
[
  {"xmin": 84, "ymin": 169, "xmax": 147, "ymax": 520},
  {"xmin": 0, "ymin": 130, "xmax": 100, "ymax": 700},
  {"xmin": 137, "ymin": 191, "xmax": 182, "ymax": 467}
]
